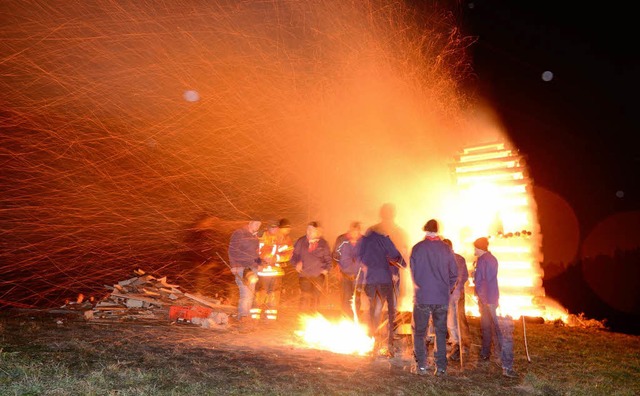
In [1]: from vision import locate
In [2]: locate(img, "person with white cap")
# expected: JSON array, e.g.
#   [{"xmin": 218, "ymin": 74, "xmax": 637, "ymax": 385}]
[{"xmin": 290, "ymin": 221, "xmax": 332, "ymax": 313}]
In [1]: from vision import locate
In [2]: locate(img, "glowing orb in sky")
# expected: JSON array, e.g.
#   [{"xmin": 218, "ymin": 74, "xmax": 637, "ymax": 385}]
[
  {"xmin": 183, "ymin": 90, "xmax": 200, "ymax": 102},
  {"xmin": 541, "ymin": 71, "xmax": 554, "ymax": 82}
]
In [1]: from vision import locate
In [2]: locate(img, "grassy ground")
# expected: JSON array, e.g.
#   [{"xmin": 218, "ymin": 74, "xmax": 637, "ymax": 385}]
[{"xmin": 1, "ymin": 308, "xmax": 639, "ymax": 396}]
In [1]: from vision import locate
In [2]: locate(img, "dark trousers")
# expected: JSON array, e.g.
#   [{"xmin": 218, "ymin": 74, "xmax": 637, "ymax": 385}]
[
  {"xmin": 364, "ymin": 283, "xmax": 395, "ymax": 347},
  {"xmin": 413, "ymin": 303, "xmax": 448, "ymax": 370},
  {"xmin": 340, "ymin": 273, "xmax": 361, "ymax": 316},
  {"xmin": 299, "ymin": 275, "xmax": 324, "ymax": 313}
]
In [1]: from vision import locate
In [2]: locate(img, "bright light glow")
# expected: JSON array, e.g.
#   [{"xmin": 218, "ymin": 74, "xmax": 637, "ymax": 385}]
[{"xmin": 295, "ymin": 314, "xmax": 374, "ymax": 355}]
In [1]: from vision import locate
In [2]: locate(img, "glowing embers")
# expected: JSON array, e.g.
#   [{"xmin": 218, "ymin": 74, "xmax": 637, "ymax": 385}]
[{"xmin": 295, "ymin": 314, "xmax": 374, "ymax": 355}]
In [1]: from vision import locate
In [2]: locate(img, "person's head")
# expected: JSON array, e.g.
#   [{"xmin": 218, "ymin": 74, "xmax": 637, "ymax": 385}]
[
  {"xmin": 473, "ymin": 237, "xmax": 489, "ymax": 256},
  {"xmin": 248, "ymin": 220, "xmax": 262, "ymax": 235},
  {"xmin": 347, "ymin": 221, "xmax": 362, "ymax": 241},
  {"xmin": 379, "ymin": 203, "xmax": 396, "ymax": 223},
  {"xmin": 306, "ymin": 221, "xmax": 321, "ymax": 240},
  {"xmin": 266, "ymin": 220, "xmax": 279, "ymax": 234},
  {"xmin": 278, "ymin": 218, "xmax": 291, "ymax": 236},
  {"xmin": 423, "ymin": 219, "xmax": 438, "ymax": 233},
  {"xmin": 443, "ymin": 238, "xmax": 453, "ymax": 250}
]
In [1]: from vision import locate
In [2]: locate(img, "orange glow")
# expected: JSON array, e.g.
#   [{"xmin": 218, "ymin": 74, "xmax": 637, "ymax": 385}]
[
  {"xmin": 295, "ymin": 314, "xmax": 374, "ymax": 355},
  {"xmin": 450, "ymin": 142, "xmax": 569, "ymax": 322}
]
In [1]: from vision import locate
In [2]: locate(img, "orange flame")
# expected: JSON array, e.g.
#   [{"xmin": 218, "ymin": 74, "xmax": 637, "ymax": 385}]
[{"xmin": 294, "ymin": 313, "xmax": 374, "ymax": 355}]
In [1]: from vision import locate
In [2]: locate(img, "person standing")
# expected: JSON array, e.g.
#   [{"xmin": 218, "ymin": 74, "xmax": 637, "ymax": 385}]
[
  {"xmin": 252, "ymin": 220, "xmax": 286, "ymax": 321},
  {"xmin": 358, "ymin": 224, "xmax": 406, "ymax": 357},
  {"xmin": 291, "ymin": 221, "xmax": 332, "ymax": 313},
  {"xmin": 275, "ymin": 218, "xmax": 296, "ymax": 304},
  {"xmin": 228, "ymin": 219, "xmax": 262, "ymax": 323},
  {"xmin": 473, "ymin": 236, "xmax": 517, "ymax": 378},
  {"xmin": 333, "ymin": 221, "xmax": 364, "ymax": 317},
  {"xmin": 410, "ymin": 219, "xmax": 458, "ymax": 376},
  {"xmin": 442, "ymin": 238, "xmax": 470, "ymax": 362}
]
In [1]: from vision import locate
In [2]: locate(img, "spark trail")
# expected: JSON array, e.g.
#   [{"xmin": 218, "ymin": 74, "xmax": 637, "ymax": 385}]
[{"xmin": 1, "ymin": 0, "xmax": 486, "ymax": 308}]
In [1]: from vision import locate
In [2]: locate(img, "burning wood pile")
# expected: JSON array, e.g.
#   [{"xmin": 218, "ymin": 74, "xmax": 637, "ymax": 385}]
[{"xmin": 61, "ymin": 269, "xmax": 234, "ymax": 330}]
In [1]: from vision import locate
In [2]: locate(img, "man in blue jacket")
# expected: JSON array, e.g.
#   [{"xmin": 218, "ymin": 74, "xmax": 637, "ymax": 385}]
[
  {"xmin": 473, "ymin": 236, "xmax": 517, "ymax": 378},
  {"xmin": 410, "ymin": 219, "xmax": 458, "ymax": 376},
  {"xmin": 359, "ymin": 225, "xmax": 406, "ymax": 357},
  {"xmin": 291, "ymin": 221, "xmax": 332, "ymax": 313},
  {"xmin": 333, "ymin": 221, "xmax": 364, "ymax": 317}
]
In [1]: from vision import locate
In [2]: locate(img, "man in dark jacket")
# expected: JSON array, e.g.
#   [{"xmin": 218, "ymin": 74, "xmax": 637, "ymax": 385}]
[
  {"xmin": 290, "ymin": 221, "xmax": 332, "ymax": 313},
  {"xmin": 358, "ymin": 226, "xmax": 406, "ymax": 357},
  {"xmin": 410, "ymin": 219, "xmax": 458, "ymax": 376},
  {"xmin": 228, "ymin": 219, "xmax": 262, "ymax": 321},
  {"xmin": 333, "ymin": 221, "xmax": 364, "ymax": 317}
]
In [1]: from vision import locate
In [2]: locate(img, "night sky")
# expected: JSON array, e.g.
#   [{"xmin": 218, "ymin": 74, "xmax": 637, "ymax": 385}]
[
  {"xmin": 454, "ymin": 1, "xmax": 640, "ymax": 333},
  {"xmin": 457, "ymin": 1, "xmax": 639, "ymax": 257}
]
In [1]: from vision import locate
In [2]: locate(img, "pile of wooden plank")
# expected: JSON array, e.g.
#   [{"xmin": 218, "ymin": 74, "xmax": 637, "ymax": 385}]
[{"xmin": 64, "ymin": 269, "xmax": 235, "ymax": 328}]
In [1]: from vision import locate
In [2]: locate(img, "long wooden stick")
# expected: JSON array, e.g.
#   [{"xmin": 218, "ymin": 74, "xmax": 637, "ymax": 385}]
[{"xmin": 522, "ymin": 315, "xmax": 531, "ymax": 362}]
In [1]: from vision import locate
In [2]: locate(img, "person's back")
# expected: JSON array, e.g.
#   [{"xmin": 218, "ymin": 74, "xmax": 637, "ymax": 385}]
[
  {"xmin": 410, "ymin": 238, "xmax": 457, "ymax": 305},
  {"xmin": 359, "ymin": 229, "xmax": 403, "ymax": 285}
]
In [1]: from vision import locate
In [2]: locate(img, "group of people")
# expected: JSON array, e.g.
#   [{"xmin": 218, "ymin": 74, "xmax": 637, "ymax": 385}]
[{"xmin": 226, "ymin": 215, "xmax": 517, "ymax": 378}]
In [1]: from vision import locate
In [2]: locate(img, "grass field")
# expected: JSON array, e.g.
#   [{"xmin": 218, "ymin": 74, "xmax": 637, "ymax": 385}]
[{"xmin": 1, "ymin": 308, "xmax": 639, "ymax": 396}]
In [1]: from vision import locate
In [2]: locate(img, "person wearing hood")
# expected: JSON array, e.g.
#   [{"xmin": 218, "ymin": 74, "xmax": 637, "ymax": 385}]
[
  {"xmin": 290, "ymin": 221, "xmax": 332, "ymax": 313},
  {"xmin": 473, "ymin": 236, "xmax": 517, "ymax": 378},
  {"xmin": 410, "ymin": 219, "xmax": 458, "ymax": 376},
  {"xmin": 358, "ymin": 224, "xmax": 406, "ymax": 357}
]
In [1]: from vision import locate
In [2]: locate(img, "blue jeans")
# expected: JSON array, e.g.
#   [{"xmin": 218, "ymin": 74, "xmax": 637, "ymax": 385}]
[
  {"xmin": 364, "ymin": 283, "xmax": 396, "ymax": 347},
  {"xmin": 231, "ymin": 267, "xmax": 256, "ymax": 319},
  {"xmin": 479, "ymin": 303, "xmax": 503, "ymax": 358},
  {"xmin": 498, "ymin": 315, "xmax": 514, "ymax": 370},
  {"xmin": 412, "ymin": 303, "xmax": 448, "ymax": 370}
]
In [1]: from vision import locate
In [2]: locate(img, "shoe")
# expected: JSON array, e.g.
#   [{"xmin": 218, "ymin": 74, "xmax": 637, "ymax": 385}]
[
  {"xmin": 503, "ymin": 368, "xmax": 518, "ymax": 378},
  {"xmin": 434, "ymin": 368, "xmax": 446, "ymax": 377},
  {"xmin": 414, "ymin": 366, "xmax": 428, "ymax": 376},
  {"xmin": 480, "ymin": 354, "xmax": 490, "ymax": 361}
]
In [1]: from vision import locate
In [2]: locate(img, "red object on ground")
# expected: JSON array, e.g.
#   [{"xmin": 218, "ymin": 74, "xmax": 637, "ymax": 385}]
[{"xmin": 169, "ymin": 305, "xmax": 213, "ymax": 321}]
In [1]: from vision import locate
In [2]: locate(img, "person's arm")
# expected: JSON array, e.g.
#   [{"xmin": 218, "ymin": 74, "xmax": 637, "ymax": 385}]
[
  {"xmin": 320, "ymin": 239, "xmax": 333, "ymax": 273},
  {"xmin": 448, "ymin": 251, "xmax": 458, "ymax": 294},
  {"xmin": 332, "ymin": 234, "xmax": 346, "ymax": 263}
]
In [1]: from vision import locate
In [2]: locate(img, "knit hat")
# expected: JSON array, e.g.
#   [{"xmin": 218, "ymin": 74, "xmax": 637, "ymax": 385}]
[
  {"xmin": 423, "ymin": 219, "xmax": 438, "ymax": 233},
  {"xmin": 474, "ymin": 237, "xmax": 489, "ymax": 251},
  {"xmin": 277, "ymin": 218, "xmax": 291, "ymax": 228}
]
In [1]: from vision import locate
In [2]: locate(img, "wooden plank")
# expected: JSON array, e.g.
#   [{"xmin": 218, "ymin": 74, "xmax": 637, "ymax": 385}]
[{"xmin": 110, "ymin": 292, "xmax": 166, "ymax": 306}]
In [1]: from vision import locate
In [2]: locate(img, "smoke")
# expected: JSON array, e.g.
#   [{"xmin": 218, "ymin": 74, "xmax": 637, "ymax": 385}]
[{"xmin": 0, "ymin": 0, "xmax": 502, "ymax": 306}]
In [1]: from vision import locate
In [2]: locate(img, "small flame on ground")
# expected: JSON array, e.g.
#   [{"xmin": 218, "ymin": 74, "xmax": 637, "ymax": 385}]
[{"xmin": 294, "ymin": 314, "xmax": 374, "ymax": 355}]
